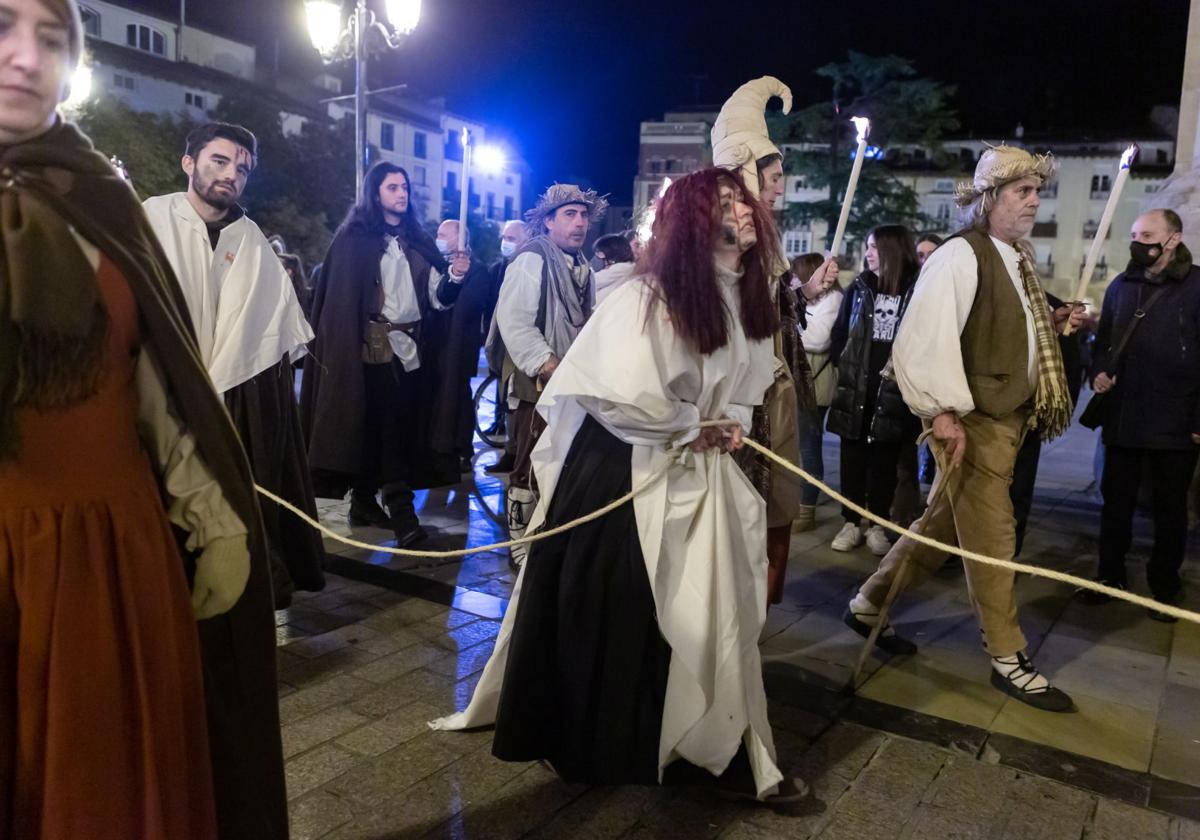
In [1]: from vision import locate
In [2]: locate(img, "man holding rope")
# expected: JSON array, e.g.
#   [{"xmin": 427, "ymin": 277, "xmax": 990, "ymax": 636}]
[{"xmin": 842, "ymin": 146, "xmax": 1085, "ymax": 712}]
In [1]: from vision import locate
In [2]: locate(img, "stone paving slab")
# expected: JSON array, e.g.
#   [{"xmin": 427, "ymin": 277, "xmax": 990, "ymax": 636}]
[
  {"xmin": 275, "ymin": 574, "xmax": 1200, "ymax": 839},
  {"xmin": 284, "ymin": 396, "xmax": 1200, "ymax": 837}
]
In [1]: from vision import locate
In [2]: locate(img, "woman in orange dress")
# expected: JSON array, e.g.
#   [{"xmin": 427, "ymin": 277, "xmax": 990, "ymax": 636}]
[{"xmin": 0, "ymin": 1, "xmax": 287, "ymax": 837}]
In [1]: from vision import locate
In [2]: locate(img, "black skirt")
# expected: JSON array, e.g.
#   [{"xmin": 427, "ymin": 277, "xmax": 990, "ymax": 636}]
[{"xmin": 492, "ymin": 415, "xmax": 670, "ymax": 785}]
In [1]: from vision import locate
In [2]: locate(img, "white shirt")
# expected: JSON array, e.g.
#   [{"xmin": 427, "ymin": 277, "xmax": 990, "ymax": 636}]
[
  {"xmin": 496, "ymin": 251, "xmax": 554, "ymax": 377},
  {"xmin": 892, "ymin": 236, "xmax": 1038, "ymax": 419},
  {"xmin": 378, "ymin": 236, "xmax": 455, "ymax": 371},
  {"xmin": 800, "ymin": 288, "xmax": 843, "ymax": 353}
]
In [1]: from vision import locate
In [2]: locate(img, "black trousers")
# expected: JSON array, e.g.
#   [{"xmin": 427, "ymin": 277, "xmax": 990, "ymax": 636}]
[
  {"xmin": 1098, "ymin": 445, "xmax": 1200, "ymax": 597},
  {"xmin": 355, "ymin": 361, "xmax": 420, "ymax": 529},
  {"xmin": 839, "ymin": 437, "xmax": 902, "ymax": 526}
]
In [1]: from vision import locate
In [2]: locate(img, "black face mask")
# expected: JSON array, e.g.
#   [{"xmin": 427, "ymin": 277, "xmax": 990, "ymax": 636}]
[{"xmin": 1129, "ymin": 239, "xmax": 1166, "ymax": 268}]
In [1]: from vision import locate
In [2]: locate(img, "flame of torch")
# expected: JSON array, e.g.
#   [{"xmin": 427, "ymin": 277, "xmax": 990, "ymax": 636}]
[
  {"xmin": 638, "ymin": 176, "xmax": 672, "ymax": 243},
  {"xmin": 850, "ymin": 116, "xmax": 871, "ymax": 145}
]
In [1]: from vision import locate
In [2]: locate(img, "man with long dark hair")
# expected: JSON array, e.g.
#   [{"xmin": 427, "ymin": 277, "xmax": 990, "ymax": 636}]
[
  {"xmin": 433, "ymin": 168, "xmax": 805, "ymax": 804},
  {"xmin": 301, "ymin": 162, "xmax": 470, "ymax": 547}
]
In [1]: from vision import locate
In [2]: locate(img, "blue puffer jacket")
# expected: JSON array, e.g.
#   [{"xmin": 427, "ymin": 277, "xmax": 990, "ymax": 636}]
[{"xmin": 1092, "ymin": 245, "xmax": 1200, "ymax": 450}]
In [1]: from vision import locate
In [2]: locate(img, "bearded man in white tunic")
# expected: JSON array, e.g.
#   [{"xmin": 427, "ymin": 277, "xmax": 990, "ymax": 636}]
[
  {"xmin": 143, "ymin": 122, "xmax": 323, "ymax": 606},
  {"xmin": 431, "ymin": 167, "xmax": 807, "ymax": 803}
]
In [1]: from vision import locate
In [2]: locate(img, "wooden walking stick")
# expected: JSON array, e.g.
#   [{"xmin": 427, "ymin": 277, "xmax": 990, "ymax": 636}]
[{"xmin": 844, "ymin": 433, "xmax": 957, "ymax": 694}]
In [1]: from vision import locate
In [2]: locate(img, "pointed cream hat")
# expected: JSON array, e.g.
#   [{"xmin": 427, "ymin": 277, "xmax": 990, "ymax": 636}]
[{"xmin": 711, "ymin": 76, "xmax": 792, "ymax": 198}]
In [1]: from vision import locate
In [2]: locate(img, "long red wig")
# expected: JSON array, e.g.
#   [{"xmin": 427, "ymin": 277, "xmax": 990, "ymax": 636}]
[{"xmin": 640, "ymin": 168, "xmax": 779, "ymax": 355}]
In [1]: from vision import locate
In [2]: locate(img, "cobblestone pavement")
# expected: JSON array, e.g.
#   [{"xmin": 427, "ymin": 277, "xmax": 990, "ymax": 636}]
[
  {"xmin": 279, "ymin": 382, "xmax": 1200, "ymax": 837},
  {"xmin": 277, "ymin": 574, "xmax": 1199, "ymax": 840}
]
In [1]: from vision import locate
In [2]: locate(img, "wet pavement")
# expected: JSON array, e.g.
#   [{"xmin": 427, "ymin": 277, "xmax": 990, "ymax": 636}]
[{"xmin": 276, "ymin": 378, "xmax": 1200, "ymax": 837}]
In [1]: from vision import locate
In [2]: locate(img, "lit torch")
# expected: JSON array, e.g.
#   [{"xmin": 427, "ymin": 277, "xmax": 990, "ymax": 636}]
[
  {"xmin": 457, "ymin": 127, "xmax": 472, "ymax": 253},
  {"xmin": 828, "ymin": 116, "xmax": 870, "ymax": 259},
  {"xmin": 1066, "ymin": 143, "xmax": 1138, "ymax": 335}
]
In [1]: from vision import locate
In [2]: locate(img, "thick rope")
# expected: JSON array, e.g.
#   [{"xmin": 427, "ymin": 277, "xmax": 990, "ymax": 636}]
[{"xmin": 256, "ymin": 423, "xmax": 1200, "ymax": 625}]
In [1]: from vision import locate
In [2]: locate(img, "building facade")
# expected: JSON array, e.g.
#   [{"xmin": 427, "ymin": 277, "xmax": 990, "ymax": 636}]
[
  {"xmin": 633, "ymin": 110, "xmax": 1176, "ymax": 303},
  {"xmin": 77, "ymin": 0, "xmax": 523, "ymax": 225}
]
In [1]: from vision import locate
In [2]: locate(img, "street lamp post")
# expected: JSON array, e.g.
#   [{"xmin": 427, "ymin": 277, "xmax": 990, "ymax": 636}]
[{"xmin": 304, "ymin": 0, "xmax": 421, "ymax": 200}]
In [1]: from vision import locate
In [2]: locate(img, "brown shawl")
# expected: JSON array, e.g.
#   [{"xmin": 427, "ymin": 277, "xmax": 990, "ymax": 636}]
[{"xmin": 0, "ymin": 120, "xmax": 288, "ymax": 839}]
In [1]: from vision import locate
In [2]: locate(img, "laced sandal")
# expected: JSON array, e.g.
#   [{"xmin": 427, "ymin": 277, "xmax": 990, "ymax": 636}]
[
  {"xmin": 989, "ymin": 652, "xmax": 1074, "ymax": 712},
  {"xmin": 842, "ymin": 607, "xmax": 917, "ymax": 656}
]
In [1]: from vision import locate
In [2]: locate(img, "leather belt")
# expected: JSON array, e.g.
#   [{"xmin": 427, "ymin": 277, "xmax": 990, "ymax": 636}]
[{"xmin": 383, "ymin": 320, "xmax": 419, "ymax": 336}]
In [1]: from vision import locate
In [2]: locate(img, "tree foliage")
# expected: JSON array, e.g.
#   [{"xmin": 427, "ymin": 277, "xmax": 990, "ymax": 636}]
[
  {"xmin": 76, "ymin": 99, "xmax": 194, "ymax": 200},
  {"xmin": 776, "ymin": 52, "xmax": 959, "ymax": 252}
]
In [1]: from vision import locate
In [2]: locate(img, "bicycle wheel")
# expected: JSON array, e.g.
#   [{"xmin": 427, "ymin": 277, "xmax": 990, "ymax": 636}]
[{"xmin": 473, "ymin": 373, "xmax": 508, "ymax": 448}]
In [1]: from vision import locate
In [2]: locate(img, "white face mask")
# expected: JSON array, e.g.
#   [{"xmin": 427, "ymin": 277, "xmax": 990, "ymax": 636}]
[
  {"xmin": 436, "ymin": 238, "xmax": 453, "ymax": 255},
  {"xmin": 500, "ymin": 240, "xmax": 517, "ymax": 258}
]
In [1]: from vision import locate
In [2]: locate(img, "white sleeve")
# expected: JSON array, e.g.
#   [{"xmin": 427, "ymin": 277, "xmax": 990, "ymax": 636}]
[
  {"xmin": 135, "ymin": 348, "xmax": 248, "ymax": 551},
  {"xmin": 497, "ymin": 253, "xmax": 553, "ymax": 377},
  {"xmin": 892, "ymin": 239, "xmax": 979, "ymax": 419},
  {"xmin": 801, "ymin": 291, "xmax": 842, "ymax": 353},
  {"xmin": 427, "ymin": 268, "xmax": 452, "ymax": 312}
]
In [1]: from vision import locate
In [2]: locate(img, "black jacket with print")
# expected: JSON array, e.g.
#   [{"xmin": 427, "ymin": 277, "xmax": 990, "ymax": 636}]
[{"xmin": 827, "ymin": 269, "xmax": 919, "ymax": 443}]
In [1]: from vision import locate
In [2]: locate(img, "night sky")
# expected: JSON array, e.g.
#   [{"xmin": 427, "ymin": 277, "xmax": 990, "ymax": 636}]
[{"xmin": 156, "ymin": 0, "xmax": 1192, "ymax": 204}]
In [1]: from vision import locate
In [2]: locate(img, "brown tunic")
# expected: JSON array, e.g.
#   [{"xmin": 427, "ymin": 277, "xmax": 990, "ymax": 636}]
[{"xmin": 0, "ymin": 256, "xmax": 217, "ymax": 839}]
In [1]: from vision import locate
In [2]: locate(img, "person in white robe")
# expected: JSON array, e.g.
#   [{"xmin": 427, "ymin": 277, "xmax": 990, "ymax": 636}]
[
  {"xmin": 431, "ymin": 167, "xmax": 806, "ymax": 803},
  {"xmin": 143, "ymin": 122, "xmax": 323, "ymax": 606}
]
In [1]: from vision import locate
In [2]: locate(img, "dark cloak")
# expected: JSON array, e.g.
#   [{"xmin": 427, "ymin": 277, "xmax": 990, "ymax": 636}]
[
  {"xmin": 426, "ymin": 258, "xmax": 491, "ymax": 458},
  {"xmin": 224, "ymin": 357, "xmax": 326, "ymax": 607},
  {"xmin": 1, "ymin": 121, "xmax": 287, "ymax": 839},
  {"xmin": 301, "ymin": 223, "xmax": 464, "ymax": 497}
]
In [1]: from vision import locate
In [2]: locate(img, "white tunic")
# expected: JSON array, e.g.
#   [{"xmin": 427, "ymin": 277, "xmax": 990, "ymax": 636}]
[
  {"xmin": 594, "ymin": 261, "xmax": 636, "ymax": 305},
  {"xmin": 496, "ymin": 251, "xmax": 555, "ymax": 377},
  {"xmin": 142, "ymin": 193, "xmax": 313, "ymax": 394},
  {"xmin": 377, "ymin": 237, "xmax": 455, "ymax": 372},
  {"xmin": 432, "ymin": 267, "xmax": 783, "ymax": 797},
  {"xmin": 892, "ymin": 235, "xmax": 1039, "ymax": 419}
]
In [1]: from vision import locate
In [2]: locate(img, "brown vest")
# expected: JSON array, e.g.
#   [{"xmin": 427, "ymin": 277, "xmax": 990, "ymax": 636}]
[{"xmin": 956, "ymin": 229, "xmax": 1033, "ymax": 419}]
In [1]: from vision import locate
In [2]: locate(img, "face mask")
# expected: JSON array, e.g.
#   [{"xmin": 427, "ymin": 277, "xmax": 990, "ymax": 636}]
[
  {"xmin": 500, "ymin": 241, "xmax": 517, "ymax": 258},
  {"xmin": 1129, "ymin": 240, "xmax": 1167, "ymax": 268},
  {"xmin": 436, "ymin": 238, "xmax": 453, "ymax": 256}
]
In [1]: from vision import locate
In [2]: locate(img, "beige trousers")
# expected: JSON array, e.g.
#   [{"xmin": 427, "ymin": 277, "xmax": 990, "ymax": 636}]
[{"xmin": 859, "ymin": 408, "xmax": 1031, "ymax": 657}]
